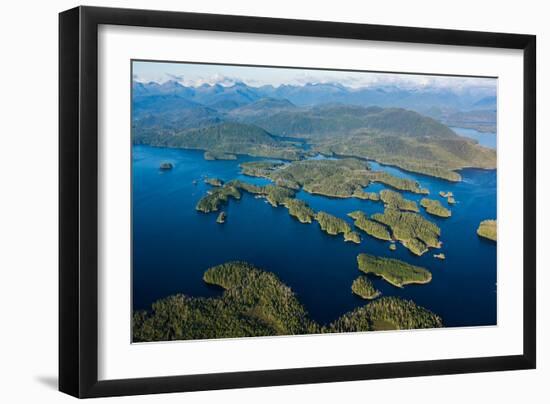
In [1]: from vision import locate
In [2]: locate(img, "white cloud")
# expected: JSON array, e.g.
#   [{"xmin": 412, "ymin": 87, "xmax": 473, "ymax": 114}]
[{"xmin": 132, "ymin": 62, "xmax": 496, "ymax": 94}]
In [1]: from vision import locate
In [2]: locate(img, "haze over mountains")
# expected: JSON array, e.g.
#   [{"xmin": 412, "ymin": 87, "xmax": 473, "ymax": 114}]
[
  {"xmin": 133, "ymin": 79, "xmax": 496, "ymax": 112},
  {"xmin": 132, "ymin": 78, "xmax": 497, "ymax": 182}
]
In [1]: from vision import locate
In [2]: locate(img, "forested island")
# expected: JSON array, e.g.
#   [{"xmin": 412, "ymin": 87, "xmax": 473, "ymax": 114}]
[
  {"xmin": 348, "ymin": 211, "xmax": 392, "ymax": 241},
  {"xmin": 240, "ymin": 158, "xmax": 428, "ymax": 198},
  {"xmin": 197, "ymin": 178, "xmax": 362, "ymax": 244},
  {"xmin": 477, "ymin": 219, "xmax": 497, "ymax": 242},
  {"xmin": 351, "ymin": 275, "xmax": 381, "ymax": 299},
  {"xmin": 196, "ymin": 171, "xmax": 443, "ymax": 255},
  {"xmin": 204, "ymin": 177, "xmax": 223, "ymax": 187},
  {"xmin": 132, "ymin": 71, "xmax": 497, "ymax": 341},
  {"xmin": 282, "ymin": 198, "xmax": 315, "ymax": 223},
  {"xmin": 357, "ymin": 254, "xmax": 432, "ymax": 288},
  {"xmin": 380, "ymin": 189, "xmax": 419, "ymax": 212},
  {"xmin": 372, "ymin": 208, "xmax": 442, "ymax": 255},
  {"xmin": 315, "ymin": 211, "xmax": 361, "ymax": 244},
  {"xmin": 196, "ymin": 184, "xmax": 241, "ymax": 213},
  {"xmin": 133, "ymin": 261, "xmax": 442, "ymax": 341},
  {"xmin": 420, "ymin": 198, "xmax": 452, "ymax": 218}
]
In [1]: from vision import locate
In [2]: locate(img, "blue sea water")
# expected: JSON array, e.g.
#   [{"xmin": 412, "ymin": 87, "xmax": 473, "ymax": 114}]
[
  {"xmin": 132, "ymin": 145, "xmax": 497, "ymax": 328},
  {"xmin": 451, "ymin": 127, "xmax": 497, "ymax": 149}
]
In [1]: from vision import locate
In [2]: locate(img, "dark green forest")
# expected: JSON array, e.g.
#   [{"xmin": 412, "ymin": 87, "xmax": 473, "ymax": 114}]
[{"xmin": 133, "ymin": 262, "xmax": 442, "ymax": 342}]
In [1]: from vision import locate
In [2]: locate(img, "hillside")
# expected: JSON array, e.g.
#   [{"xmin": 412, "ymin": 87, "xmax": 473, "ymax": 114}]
[
  {"xmin": 229, "ymin": 97, "xmax": 296, "ymax": 118},
  {"xmin": 132, "ymin": 80, "xmax": 497, "ymax": 180},
  {"xmin": 133, "ymin": 122, "xmax": 303, "ymax": 160}
]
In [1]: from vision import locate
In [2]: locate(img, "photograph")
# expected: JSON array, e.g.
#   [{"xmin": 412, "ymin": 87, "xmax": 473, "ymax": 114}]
[
  {"xmin": 0, "ymin": 1, "xmax": 543, "ymax": 401},
  {"xmin": 131, "ymin": 60, "xmax": 498, "ymax": 343}
]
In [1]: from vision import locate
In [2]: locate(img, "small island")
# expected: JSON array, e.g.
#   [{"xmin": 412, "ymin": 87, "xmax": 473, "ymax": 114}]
[
  {"xmin": 196, "ymin": 176, "xmax": 443, "ymax": 252},
  {"xmin": 198, "ymin": 178, "xmax": 365, "ymax": 245},
  {"xmin": 133, "ymin": 261, "xmax": 443, "ymax": 342},
  {"xmin": 314, "ymin": 211, "xmax": 359, "ymax": 243},
  {"xmin": 159, "ymin": 162, "xmax": 174, "ymax": 170},
  {"xmin": 434, "ymin": 253, "xmax": 446, "ymax": 260},
  {"xmin": 196, "ymin": 184, "xmax": 241, "ymax": 213},
  {"xmin": 351, "ymin": 275, "xmax": 381, "ymax": 299},
  {"xmin": 371, "ymin": 207, "xmax": 442, "ymax": 256},
  {"xmin": 357, "ymin": 253, "xmax": 432, "ymax": 288},
  {"xmin": 348, "ymin": 211, "xmax": 392, "ymax": 241},
  {"xmin": 389, "ymin": 243, "xmax": 397, "ymax": 251},
  {"xmin": 420, "ymin": 198, "xmax": 451, "ymax": 218},
  {"xmin": 212, "ymin": 180, "xmax": 297, "ymax": 208},
  {"xmin": 204, "ymin": 177, "xmax": 223, "ymax": 187},
  {"xmin": 380, "ymin": 189, "xmax": 419, "ymax": 212},
  {"xmin": 204, "ymin": 151, "xmax": 238, "ymax": 161},
  {"xmin": 477, "ymin": 219, "xmax": 497, "ymax": 242},
  {"xmin": 369, "ymin": 172, "xmax": 429, "ymax": 195},
  {"xmin": 216, "ymin": 211, "xmax": 227, "ymax": 224},
  {"xmin": 439, "ymin": 191, "xmax": 456, "ymax": 204}
]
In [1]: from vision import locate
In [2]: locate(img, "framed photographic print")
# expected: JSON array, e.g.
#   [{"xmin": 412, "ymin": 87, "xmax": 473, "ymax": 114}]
[{"xmin": 59, "ymin": 6, "xmax": 536, "ymax": 398}]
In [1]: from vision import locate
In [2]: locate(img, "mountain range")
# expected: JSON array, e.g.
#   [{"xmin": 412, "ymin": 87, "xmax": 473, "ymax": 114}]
[
  {"xmin": 132, "ymin": 80, "xmax": 497, "ymax": 181},
  {"xmin": 133, "ymin": 80, "xmax": 496, "ymax": 112}
]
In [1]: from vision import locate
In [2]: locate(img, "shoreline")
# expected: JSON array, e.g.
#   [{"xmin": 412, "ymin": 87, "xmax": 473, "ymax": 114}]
[
  {"xmin": 377, "ymin": 272, "xmax": 433, "ymax": 289},
  {"xmin": 133, "ymin": 143, "xmax": 497, "ymax": 184}
]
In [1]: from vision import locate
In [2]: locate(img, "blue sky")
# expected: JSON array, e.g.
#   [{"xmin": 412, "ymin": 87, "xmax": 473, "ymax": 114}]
[{"xmin": 132, "ymin": 60, "xmax": 496, "ymax": 92}]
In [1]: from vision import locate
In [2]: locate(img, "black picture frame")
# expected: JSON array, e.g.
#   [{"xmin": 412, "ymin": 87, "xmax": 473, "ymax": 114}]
[{"xmin": 59, "ymin": 5, "xmax": 536, "ymax": 398}]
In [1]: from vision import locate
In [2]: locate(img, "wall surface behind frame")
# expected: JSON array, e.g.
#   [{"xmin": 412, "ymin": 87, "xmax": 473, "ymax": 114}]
[{"xmin": 0, "ymin": 0, "xmax": 545, "ymax": 403}]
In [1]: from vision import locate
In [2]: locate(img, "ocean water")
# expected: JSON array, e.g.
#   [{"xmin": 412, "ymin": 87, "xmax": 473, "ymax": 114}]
[
  {"xmin": 132, "ymin": 145, "xmax": 497, "ymax": 328},
  {"xmin": 451, "ymin": 127, "xmax": 497, "ymax": 149}
]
